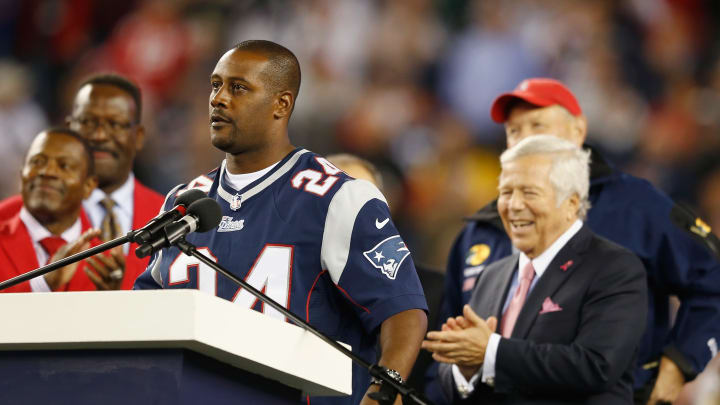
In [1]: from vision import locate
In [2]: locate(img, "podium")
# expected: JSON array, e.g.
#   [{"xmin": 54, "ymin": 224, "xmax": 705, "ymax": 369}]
[{"xmin": 0, "ymin": 290, "xmax": 351, "ymax": 404}]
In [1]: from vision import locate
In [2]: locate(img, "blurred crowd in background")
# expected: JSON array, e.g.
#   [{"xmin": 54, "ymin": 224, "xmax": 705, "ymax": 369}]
[{"xmin": 1, "ymin": 0, "xmax": 720, "ymax": 270}]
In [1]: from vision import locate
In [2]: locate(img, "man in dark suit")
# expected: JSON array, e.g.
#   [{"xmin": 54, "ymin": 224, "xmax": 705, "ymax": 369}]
[
  {"xmin": 422, "ymin": 135, "xmax": 648, "ymax": 404},
  {"xmin": 433, "ymin": 78, "xmax": 720, "ymax": 405}
]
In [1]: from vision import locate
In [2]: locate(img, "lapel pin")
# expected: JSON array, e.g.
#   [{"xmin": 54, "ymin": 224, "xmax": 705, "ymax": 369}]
[{"xmin": 560, "ymin": 260, "xmax": 574, "ymax": 272}]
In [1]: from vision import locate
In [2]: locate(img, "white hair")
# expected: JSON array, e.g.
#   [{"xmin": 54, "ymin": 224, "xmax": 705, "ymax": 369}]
[{"xmin": 500, "ymin": 135, "xmax": 591, "ymax": 219}]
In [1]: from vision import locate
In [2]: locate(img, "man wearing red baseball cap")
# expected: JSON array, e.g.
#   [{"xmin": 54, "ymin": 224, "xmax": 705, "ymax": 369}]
[{"xmin": 428, "ymin": 78, "xmax": 720, "ymax": 405}]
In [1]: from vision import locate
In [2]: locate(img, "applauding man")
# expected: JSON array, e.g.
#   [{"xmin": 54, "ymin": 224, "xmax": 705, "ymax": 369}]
[
  {"xmin": 424, "ymin": 136, "xmax": 647, "ymax": 404},
  {"xmin": 0, "ymin": 129, "xmax": 100, "ymax": 292}
]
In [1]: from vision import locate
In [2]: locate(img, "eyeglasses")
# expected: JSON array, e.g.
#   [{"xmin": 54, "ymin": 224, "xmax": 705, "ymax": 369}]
[{"xmin": 71, "ymin": 116, "xmax": 137, "ymax": 133}]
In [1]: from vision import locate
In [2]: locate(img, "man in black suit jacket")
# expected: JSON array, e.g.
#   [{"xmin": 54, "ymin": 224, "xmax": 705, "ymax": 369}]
[{"xmin": 422, "ymin": 135, "xmax": 647, "ymax": 404}]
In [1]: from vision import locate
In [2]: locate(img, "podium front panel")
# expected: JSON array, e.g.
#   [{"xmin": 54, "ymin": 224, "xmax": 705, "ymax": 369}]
[{"xmin": 0, "ymin": 348, "xmax": 300, "ymax": 404}]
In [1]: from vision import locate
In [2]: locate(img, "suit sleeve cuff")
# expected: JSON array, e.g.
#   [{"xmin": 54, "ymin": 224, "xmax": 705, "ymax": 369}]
[
  {"xmin": 481, "ymin": 333, "xmax": 501, "ymax": 386},
  {"xmin": 452, "ymin": 364, "xmax": 482, "ymax": 399},
  {"xmin": 663, "ymin": 344, "xmax": 699, "ymax": 381},
  {"xmin": 30, "ymin": 276, "xmax": 52, "ymax": 292}
]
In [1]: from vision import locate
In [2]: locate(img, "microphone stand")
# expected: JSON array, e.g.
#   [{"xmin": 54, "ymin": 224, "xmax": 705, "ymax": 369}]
[
  {"xmin": 0, "ymin": 230, "xmax": 146, "ymax": 292},
  {"xmin": 173, "ymin": 237, "xmax": 432, "ymax": 405}
]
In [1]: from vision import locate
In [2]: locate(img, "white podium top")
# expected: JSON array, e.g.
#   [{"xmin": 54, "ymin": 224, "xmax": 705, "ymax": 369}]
[{"xmin": 0, "ymin": 289, "xmax": 351, "ymax": 396}]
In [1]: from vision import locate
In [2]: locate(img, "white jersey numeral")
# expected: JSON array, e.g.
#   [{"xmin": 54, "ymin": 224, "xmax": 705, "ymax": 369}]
[
  {"xmin": 291, "ymin": 170, "xmax": 338, "ymax": 196},
  {"xmin": 167, "ymin": 245, "xmax": 293, "ymax": 320},
  {"xmin": 290, "ymin": 157, "xmax": 342, "ymax": 196},
  {"xmin": 231, "ymin": 245, "xmax": 293, "ymax": 321},
  {"xmin": 168, "ymin": 247, "xmax": 217, "ymax": 295}
]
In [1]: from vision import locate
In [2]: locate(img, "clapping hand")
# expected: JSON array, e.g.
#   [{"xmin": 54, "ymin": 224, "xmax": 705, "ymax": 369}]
[
  {"xmin": 85, "ymin": 245, "xmax": 126, "ymax": 290},
  {"xmin": 44, "ymin": 228, "xmax": 101, "ymax": 291},
  {"xmin": 421, "ymin": 305, "xmax": 498, "ymax": 379}
]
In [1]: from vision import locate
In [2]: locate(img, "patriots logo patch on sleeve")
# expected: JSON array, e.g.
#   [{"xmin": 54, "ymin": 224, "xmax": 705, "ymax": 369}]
[{"xmin": 363, "ymin": 235, "xmax": 411, "ymax": 280}]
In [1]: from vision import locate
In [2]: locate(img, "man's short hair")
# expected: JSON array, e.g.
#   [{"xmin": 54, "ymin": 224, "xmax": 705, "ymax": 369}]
[
  {"xmin": 77, "ymin": 73, "xmax": 142, "ymax": 123},
  {"xmin": 39, "ymin": 127, "xmax": 95, "ymax": 176},
  {"xmin": 500, "ymin": 135, "xmax": 591, "ymax": 219},
  {"xmin": 234, "ymin": 40, "xmax": 301, "ymax": 102}
]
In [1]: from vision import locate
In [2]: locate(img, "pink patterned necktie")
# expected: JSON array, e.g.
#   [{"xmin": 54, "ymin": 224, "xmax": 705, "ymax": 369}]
[{"xmin": 501, "ymin": 261, "xmax": 536, "ymax": 338}]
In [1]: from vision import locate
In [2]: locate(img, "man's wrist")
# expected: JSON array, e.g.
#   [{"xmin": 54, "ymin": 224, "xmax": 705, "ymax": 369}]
[
  {"xmin": 370, "ymin": 367, "xmax": 405, "ymax": 386},
  {"xmin": 662, "ymin": 346, "xmax": 696, "ymax": 381},
  {"xmin": 458, "ymin": 364, "xmax": 481, "ymax": 380}
]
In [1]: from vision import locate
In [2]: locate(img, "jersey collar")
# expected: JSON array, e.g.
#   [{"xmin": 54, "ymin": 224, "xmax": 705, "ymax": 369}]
[{"xmin": 216, "ymin": 148, "xmax": 309, "ymax": 209}]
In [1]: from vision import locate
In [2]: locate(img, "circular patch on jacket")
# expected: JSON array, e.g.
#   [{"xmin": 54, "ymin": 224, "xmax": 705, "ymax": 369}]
[{"xmin": 466, "ymin": 244, "xmax": 491, "ymax": 266}]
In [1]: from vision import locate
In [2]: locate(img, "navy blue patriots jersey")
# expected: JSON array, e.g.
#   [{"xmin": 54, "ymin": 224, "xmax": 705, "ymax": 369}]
[{"xmin": 134, "ymin": 148, "xmax": 428, "ymax": 405}]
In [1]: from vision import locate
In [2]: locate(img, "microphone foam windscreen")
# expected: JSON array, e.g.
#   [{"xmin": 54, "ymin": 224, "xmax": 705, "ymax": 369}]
[
  {"xmin": 175, "ymin": 188, "xmax": 207, "ymax": 207},
  {"xmin": 187, "ymin": 198, "xmax": 223, "ymax": 232}
]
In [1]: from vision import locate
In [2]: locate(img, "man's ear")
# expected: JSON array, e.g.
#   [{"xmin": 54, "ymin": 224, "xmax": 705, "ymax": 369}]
[
  {"xmin": 566, "ymin": 193, "xmax": 580, "ymax": 221},
  {"xmin": 572, "ymin": 115, "xmax": 588, "ymax": 146},
  {"xmin": 83, "ymin": 175, "xmax": 99, "ymax": 199},
  {"xmin": 273, "ymin": 91, "xmax": 294, "ymax": 119},
  {"xmin": 134, "ymin": 125, "xmax": 146, "ymax": 152}
]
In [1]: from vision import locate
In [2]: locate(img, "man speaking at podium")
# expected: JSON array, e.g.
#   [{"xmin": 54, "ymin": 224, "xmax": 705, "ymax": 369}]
[{"xmin": 134, "ymin": 40, "xmax": 428, "ymax": 405}]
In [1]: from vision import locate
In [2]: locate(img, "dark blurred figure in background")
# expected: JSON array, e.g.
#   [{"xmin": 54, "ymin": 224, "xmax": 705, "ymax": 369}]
[
  {"xmin": 67, "ymin": 74, "xmax": 164, "ymax": 289},
  {"xmin": 433, "ymin": 78, "xmax": 720, "ymax": 405},
  {"xmin": 0, "ymin": 128, "xmax": 100, "ymax": 292},
  {"xmin": 0, "ymin": 60, "xmax": 48, "ymax": 196}
]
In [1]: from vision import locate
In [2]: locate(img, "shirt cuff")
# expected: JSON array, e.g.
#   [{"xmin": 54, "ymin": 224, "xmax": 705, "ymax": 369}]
[
  {"xmin": 452, "ymin": 364, "xmax": 482, "ymax": 399},
  {"xmin": 30, "ymin": 276, "xmax": 52, "ymax": 292},
  {"xmin": 482, "ymin": 333, "xmax": 501, "ymax": 386}
]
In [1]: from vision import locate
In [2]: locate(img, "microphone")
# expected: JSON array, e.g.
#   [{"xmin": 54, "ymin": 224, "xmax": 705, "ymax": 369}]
[
  {"xmin": 135, "ymin": 197, "xmax": 222, "ymax": 258},
  {"xmin": 130, "ymin": 188, "xmax": 206, "ymax": 244},
  {"xmin": 670, "ymin": 203, "xmax": 720, "ymax": 259}
]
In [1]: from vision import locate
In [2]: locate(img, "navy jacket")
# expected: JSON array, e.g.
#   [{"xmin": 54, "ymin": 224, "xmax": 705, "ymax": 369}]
[{"xmin": 429, "ymin": 146, "xmax": 720, "ymax": 402}]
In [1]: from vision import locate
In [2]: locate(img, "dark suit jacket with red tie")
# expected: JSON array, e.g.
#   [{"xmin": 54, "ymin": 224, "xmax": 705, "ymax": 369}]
[
  {"xmin": 0, "ymin": 179, "xmax": 164, "ymax": 291},
  {"xmin": 439, "ymin": 225, "xmax": 648, "ymax": 405}
]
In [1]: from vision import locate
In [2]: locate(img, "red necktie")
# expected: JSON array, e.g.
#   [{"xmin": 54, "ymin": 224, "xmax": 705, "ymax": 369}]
[
  {"xmin": 501, "ymin": 261, "xmax": 536, "ymax": 338},
  {"xmin": 39, "ymin": 236, "xmax": 67, "ymax": 260}
]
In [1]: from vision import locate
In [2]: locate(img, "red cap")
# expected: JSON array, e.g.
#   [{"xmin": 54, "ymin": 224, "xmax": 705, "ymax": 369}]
[{"xmin": 490, "ymin": 78, "xmax": 582, "ymax": 123}]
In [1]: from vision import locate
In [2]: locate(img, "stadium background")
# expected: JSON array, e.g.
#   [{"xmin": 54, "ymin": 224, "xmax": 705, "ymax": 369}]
[{"xmin": 1, "ymin": 0, "xmax": 719, "ymax": 270}]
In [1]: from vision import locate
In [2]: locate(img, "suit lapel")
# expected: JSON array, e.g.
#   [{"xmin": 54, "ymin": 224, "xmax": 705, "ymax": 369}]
[
  {"xmin": 511, "ymin": 225, "xmax": 593, "ymax": 339},
  {"xmin": 470, "ymin": 255, "xmax": 518, "ymax": 320}
]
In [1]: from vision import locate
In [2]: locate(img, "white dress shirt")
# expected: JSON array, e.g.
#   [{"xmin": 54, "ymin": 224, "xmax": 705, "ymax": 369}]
[
  {"xmin": 453, "ymin": 219, "xmax": 583, "ymax": 397},
  {"xmin": 83, "ymin": 174, "xmax": 135, "ymax": 253},
  {"xmin": 19, "ymin": 207, "xmax": 82, "ymax": 292}
]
